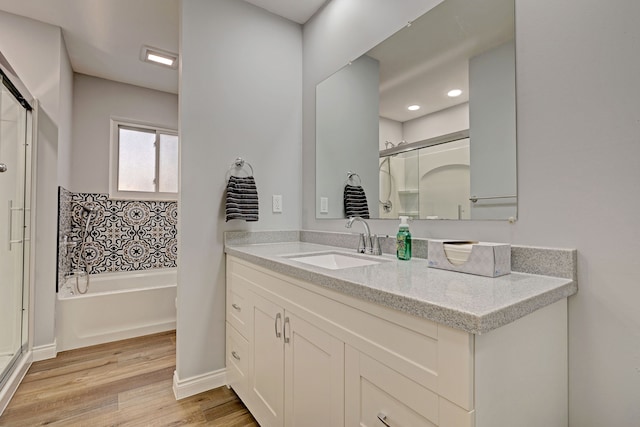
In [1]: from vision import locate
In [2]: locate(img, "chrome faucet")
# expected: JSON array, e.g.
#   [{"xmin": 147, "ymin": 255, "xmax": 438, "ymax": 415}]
[{"xmin": 345, "ymin": 217, "xmax": 382, "ymax": 255}]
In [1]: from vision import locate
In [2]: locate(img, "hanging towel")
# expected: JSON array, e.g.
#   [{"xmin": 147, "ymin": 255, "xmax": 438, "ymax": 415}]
[
  {"xmin": 343, "ymin": 184, "xmax": 370, "ymax": 219},
  {"xmin": 226, "ymin": 176, "xmax": 259, "ymax": 222}
]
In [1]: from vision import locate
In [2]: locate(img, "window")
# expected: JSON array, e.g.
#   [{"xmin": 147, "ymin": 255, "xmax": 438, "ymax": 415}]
[{"xmin": 110, "ymin": 119, "xmax": 178, "ymax": 200}]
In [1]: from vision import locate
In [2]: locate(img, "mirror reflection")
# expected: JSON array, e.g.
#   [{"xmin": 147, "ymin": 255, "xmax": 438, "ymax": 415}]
[{"xmin": 316, "ymin": 0, "xmax": 516, "ymax": 220}]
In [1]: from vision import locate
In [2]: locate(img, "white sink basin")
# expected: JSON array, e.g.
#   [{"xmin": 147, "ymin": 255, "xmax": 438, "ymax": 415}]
[{"xmin": 286, "ymin": 252, "xmax": 382, "ymax": 270}]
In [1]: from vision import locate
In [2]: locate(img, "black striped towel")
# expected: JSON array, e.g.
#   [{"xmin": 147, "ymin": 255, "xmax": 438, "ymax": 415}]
[
  {"xmin": 226, "ymin": 176, "xmax": 259, "ymax": 222},
  {"xmin": 344, "ymin": 184, "xmax": 370, "ymax": 219}
]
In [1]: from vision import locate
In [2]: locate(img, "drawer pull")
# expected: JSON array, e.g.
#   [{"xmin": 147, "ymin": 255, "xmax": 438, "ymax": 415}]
[
  {"xmin": 231, "ymin": 303, "xmax": 241, "ymax": 311},
  {"xmin": 275, "ymin": 312, "xmax": 282, "ymax": 338},
  {"xmin": 377, "ymin": 413, "xmax": 391, "ymax": 427},
  {"xmin": 231, "ymin": 351, "xmax": 241, "ymax": 361}
]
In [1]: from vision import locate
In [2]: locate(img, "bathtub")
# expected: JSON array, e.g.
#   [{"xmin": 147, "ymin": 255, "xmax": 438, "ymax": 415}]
[{"xmin": 56, "ymin": 268, "xmax": 177, "ymax": 351}]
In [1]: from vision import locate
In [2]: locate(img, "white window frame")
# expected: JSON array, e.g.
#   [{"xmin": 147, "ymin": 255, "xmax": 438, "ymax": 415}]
[{"xmin": 109, "ymin": 117, "xmax": 179, "ymax": 201}]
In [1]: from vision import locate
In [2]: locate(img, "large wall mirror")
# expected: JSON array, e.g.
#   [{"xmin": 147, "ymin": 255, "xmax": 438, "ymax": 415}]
[{"xmin": 316, "ymin": 0, "xmax": 516, "ymax": 220}]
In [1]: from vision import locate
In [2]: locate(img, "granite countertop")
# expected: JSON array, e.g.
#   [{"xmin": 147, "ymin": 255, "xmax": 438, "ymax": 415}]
[{"xmin": 224, "ymin": 241, "xmax": 577, "ymax": 334}]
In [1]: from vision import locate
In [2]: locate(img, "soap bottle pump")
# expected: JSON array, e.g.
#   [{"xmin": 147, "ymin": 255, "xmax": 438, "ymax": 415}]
[{"xmin": 396, "ymin": 216, "xmax": 412, "ymax": 260}]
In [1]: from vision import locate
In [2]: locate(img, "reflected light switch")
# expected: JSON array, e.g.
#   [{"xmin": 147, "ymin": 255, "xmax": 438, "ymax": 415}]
[{"xmin": 320, "ymin": 197, "xmax": 329, "ymax": 214}]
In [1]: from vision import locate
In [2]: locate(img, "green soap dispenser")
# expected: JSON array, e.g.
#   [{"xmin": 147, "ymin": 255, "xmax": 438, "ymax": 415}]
[{"xmin": 396, "ymin": 216, "xmax": 412, "ymax": 260}]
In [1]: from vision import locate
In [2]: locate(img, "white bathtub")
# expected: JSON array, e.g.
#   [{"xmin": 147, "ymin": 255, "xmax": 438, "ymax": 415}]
[{"xmin": 56, "ymin": 268, "xmax": 177, "ymax": 351}]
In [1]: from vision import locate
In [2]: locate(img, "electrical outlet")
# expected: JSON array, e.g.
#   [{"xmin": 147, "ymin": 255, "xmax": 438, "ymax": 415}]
[
  {"xmin": 272, "ymin": 195, "xmax": 283, "ymax": 213},
  {"xmin": 320, "ymin": 197, "xmax": 329, "ymax": 214}
]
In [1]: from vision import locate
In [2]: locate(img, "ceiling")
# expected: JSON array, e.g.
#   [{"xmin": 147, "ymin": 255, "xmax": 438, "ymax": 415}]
[
  {"xmin": 243, "ymin": 0, "xmax": 326, "ymax": 24},
  {"xmin": 367, "ymin": 0, "xmax": 514, "ymax": 122},
  {"xmin": 0, "ymin": 0, "xmax": 513, "ymax": 122},
  {"xmin": 0, "ymin": 0, "xmax": 326, "ymax": 94}
]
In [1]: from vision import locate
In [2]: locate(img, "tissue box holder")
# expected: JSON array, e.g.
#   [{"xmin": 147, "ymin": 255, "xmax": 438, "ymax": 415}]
[{"xmin": 427, "ymin": 240, "xmax": 511, "ymax": 277}]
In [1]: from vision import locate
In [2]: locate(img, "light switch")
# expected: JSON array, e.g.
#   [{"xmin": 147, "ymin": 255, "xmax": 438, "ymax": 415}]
[
  {"xmin": 272, "ymin": 195, "xmax": 283, "ymax": 213},
  {"xmin": 320, "ymin": 197, "xmax": 329, "ymax": 214}
]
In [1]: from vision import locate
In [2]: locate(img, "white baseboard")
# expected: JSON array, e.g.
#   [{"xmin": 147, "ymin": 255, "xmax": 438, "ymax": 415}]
[
  {"xmin": 172, "ymin": 368, "xmax": 227, "ymax": 400},
  {"xmin": 32, "ymin": 340, "xmax": 57, "ymax": 362},
  {"xmin": 0, "ymin": 351, "xmax": 32, "ymax": 416}
]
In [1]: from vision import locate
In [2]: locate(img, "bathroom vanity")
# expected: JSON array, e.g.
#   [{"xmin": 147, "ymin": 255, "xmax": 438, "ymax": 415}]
[{"xmin": 225, "ymin": 238, "xmax": 576, "ymax": 427}]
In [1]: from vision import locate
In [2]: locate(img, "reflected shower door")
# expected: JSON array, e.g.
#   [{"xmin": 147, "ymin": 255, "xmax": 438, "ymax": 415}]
[{"xmin": 0, "ymin": 77, "xmax": 29, "ymax": 388}]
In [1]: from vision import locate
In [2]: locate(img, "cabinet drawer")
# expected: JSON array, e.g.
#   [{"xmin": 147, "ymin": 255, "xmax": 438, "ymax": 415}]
[
  {"xmin": 227, "ymin": 272, "xmax": 250, "ymax": 338},
  {"xmin": 226, "ymin": 323, "xmax": 249, "ymax": 400},
  {"xmin": 346, "ymin": 345, "xmax": 438, "ymax": 427}
]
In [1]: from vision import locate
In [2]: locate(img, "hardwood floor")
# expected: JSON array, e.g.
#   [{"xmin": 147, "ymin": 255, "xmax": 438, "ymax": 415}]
[{"xmin": 0, "ymin": 331, "xmax": 258, "ymax": 426}]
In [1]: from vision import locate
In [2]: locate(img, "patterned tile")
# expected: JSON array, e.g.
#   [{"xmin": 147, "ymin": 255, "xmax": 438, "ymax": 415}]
[{"xmin": 57, "ymin": 190, "xmax": 178, "ymax": 285}]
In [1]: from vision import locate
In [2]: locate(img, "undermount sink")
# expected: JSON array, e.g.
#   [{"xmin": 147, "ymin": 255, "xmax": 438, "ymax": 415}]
[{"xmin": 285, "ymin": 252, "xmax": 383, "ymax": 270}]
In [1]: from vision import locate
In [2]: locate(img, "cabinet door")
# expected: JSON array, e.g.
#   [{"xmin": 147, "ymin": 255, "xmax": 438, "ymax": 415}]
[
  {"xmin": 345, "ymin": 345, "xmax": 439, "ymax": 427},
  {"xmin": 284, "ymin": 313, "xmax": 344, "ymax": 427},
  {"xmin": 248, "ymin": 292, "xmax": 285, "ymax": 427}
]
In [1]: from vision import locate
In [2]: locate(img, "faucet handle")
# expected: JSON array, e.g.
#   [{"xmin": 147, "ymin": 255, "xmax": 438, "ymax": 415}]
[
  {"xmin": 357, "ymin": 233, "xmax": 367, "ymax": 253},
  {"xmin": 371, "ymin": 235, "xmax": 382, "ymax": 255}
]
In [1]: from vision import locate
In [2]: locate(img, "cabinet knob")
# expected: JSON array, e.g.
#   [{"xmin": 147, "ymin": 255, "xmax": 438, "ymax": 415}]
[
  {"xmin": 231, "ymin": 303, "xmax": 241, "ymax": 311},
  {"xmin": 377, "ymin": 413, "xmax": 392, "ymax": 427},
  {"xmin": 231, "ymin": 351, "xmax": 241, "ymax": 361}
]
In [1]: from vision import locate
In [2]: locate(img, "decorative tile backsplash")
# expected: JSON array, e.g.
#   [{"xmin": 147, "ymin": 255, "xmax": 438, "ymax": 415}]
[{"xmin": 57, "ymin": 188, "xmax": 178, "ymax": 287}]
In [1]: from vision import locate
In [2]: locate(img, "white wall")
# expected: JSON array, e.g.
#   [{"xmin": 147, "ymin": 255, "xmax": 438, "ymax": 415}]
[
  {"xmin": 71, "ymin": 74, "xmax": 178, "ymax": 194},
  {"xmin": 179, "ymin": 0, "xmax": 302, "ymax": 382},
  {"xmin": 0, "ymin": 10, "xmax": 73, "ymax": 350},
  {"xmin": 516, "ymin": 1, "xmax": 640, "ymax": 424},
  {"xmin": 303, "ymin": 0, "xmax": 640, "ymax": 425},
  {"xmin": 402, "ymin": 102, "xmax": 468, "ymax": 143},
  {"xmin": 469, "ymin": 41, "xmax": 516, "ymax": 219},
  {"xmin": 33, "ymin": 106, "xmax": 58, "ymax": 350},
  {"xmin": 57, "ymin": 38, "xmax": 73, "ymax": 189},
  {"xmin": 379, "ymin": 117, "xmax": 402, "ymax": 150}
]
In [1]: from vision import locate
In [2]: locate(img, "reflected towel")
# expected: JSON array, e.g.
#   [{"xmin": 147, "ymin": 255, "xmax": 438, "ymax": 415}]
[
  {"xmin": 226, "ymin": 176, "xmax": 259, "ymax": 222},
  {"xmin": 343, "ymin": 184, "xmax": 370, "ymax": 219}
]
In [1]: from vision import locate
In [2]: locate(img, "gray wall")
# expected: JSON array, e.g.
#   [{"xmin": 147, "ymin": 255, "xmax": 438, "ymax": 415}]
[
  {"xmin": 316, "ymin": 55, "xmax": 379, "ymax": 217},
  {"xmin": 71, "ymin": 74, "xmax": 178, "ymax": 194},
  {"xmin": 469, "ymin": 40, "xmax": 516, "ymax": 219},
  {"xmin": 303, "ymin": 0, "xmax": 640, "ymax": 425},
  {"xmin": 179, "ymin": 0, "xmax": 302, "ymax": 381}
]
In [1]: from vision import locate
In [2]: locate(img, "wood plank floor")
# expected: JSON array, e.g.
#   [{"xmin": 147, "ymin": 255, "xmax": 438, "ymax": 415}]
[{"xmin": 0, "ymin": 331, "xmax": 258, "ymax": 426}]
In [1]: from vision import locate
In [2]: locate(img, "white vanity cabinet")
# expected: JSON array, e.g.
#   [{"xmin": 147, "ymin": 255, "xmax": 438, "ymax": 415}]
[
  {"xmin": 226, "ymin": 255, "xmax": 568, "ymax": 427},
  {"xmin": 227, "ymin": 257, "xmax": 344, "ymax": 427}
]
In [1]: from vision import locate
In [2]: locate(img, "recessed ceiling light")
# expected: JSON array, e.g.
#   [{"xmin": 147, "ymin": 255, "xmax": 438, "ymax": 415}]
[
  {"xmin": 407, "ymin": 105, "xmax": 421, "ymax": 111},
  {"xmin": 147, "ymin": 53, "xmax": 174, "ymax": 66},
  {"xmin": 140, "ymin": 46, "xmax": 178, "ymax": 69},
  {"xmin": 447, "ymin": 89, "xmax": 462, "ymax": 97}
]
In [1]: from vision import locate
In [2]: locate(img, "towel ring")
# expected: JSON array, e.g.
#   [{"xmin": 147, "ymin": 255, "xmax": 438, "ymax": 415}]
[
  {"xmin": 345, "ymin": 171, "xmax": 362, "ymax": 186},
  {"xmin": 228, "ymin": 157, "xmax": 254, "ymax": 177}
]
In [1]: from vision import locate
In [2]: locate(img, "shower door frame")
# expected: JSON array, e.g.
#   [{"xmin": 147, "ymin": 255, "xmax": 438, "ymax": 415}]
[{"xmin": 0, "ymin": 55, "xmax": 37, "ymax": 415}]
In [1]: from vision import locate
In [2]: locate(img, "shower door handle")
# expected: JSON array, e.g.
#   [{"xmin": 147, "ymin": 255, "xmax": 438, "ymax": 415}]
[
  {"xmin": 0, "ymin": 163, "xmax": 7, "ymax": 172},
  {"xmin": 7, "ymin": 200, "xmax": 24, "ymax": 251}
]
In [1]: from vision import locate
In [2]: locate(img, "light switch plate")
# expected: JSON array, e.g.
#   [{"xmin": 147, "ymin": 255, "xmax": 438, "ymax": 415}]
[
  {"xmin": 272, "ymin": 195, "xmax": 283, "ymax": 213},
  {"xmin": 320, "ymin": 197, "xmax": 329, "ymax": 213}
]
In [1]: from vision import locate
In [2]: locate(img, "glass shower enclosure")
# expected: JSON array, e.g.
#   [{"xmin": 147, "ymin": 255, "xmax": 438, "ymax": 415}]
[{"xmin": 0, "ymin": 62, "xmax": 33, "ymax": 392}]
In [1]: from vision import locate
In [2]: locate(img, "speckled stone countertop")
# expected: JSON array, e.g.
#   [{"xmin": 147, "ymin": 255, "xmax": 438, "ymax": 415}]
[{"xmin": 224, "ymin": 239, "xmax": 578, "ymax": 335}]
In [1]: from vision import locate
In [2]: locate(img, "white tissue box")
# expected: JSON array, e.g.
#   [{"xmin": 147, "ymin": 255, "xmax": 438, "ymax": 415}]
[{"xmin": 427, "ymin": 240, "xmax": 511, "ymax": 277}]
